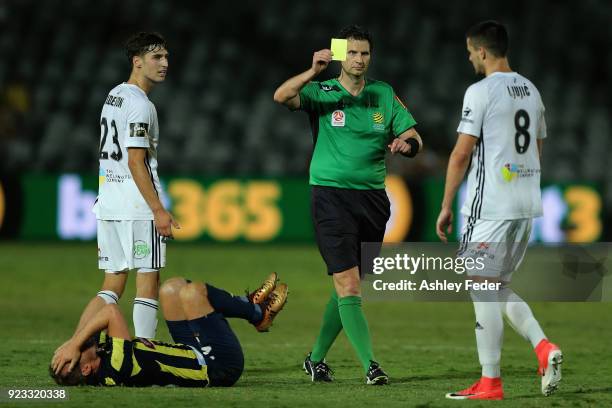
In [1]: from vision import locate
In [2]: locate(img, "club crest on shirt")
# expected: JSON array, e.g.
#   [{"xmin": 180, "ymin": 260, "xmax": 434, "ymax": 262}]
[
  {"xmin": 133, "ymin": 240, "xmax": 151, "ymax": 259},
  {"xmin": 372, "ymin": 111, "xmax": 385, "ymax": 131},
  {"xmin": 129, "ymin": 122, "xmax": 149, "ymax": 138},
  {"xmin": 331, "ymin": 110, "xmax": 345, "ymax": 127},
  {"xmin": 372, "ymin": 112, "xmax": 384, "ymax": 124}
]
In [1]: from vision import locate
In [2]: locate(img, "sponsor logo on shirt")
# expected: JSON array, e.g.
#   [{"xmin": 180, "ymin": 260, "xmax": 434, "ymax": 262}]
[
  {"xmin": 331, "ymin": 110, "xmax": 345, "ymax": 127},
  {"xmin": 129, "ymin": 122, "xmax": 149, "ymax": 138},
  {"xmin": 461, "ymin": 107, "xmax": 474, "ymax": 124},
  {"xmin": 319, "ymin": 83, "xmax": 340, "ymax": 92},
  {"xmin": 466, "ymin": 243, "xmax": 495, "ymax": 260},
  {"xmin": 99, "ymin": 168, "xmax": 106, "ymax": 185},
  {"xmin": 477, "ymin": 242, "xmax": 489, "ymax": 250},
  {"xmin": 99, "ymin": 168, "xmax": 132, "ymax": 184},
  {"xmin": 502, "ymin": 163, "xmax": 541, "ymax": 182},
  {"xmin": 133, "ymin": 240, "xmax": 151, "ymax": 259}
]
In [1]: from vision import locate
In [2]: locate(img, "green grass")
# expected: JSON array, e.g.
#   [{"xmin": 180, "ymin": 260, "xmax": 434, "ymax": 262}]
[{"xmin": 0, "ymin": 243, "xmax": 610, "ymax": 407}]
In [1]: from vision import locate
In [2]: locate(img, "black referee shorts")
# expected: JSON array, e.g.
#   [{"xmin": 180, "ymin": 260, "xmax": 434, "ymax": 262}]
[{"xmin": 311, "ymin": 185, "xmax": 390, "ymax": 275}]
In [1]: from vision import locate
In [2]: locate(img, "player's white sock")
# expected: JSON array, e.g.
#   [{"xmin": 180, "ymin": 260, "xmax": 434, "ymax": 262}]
[
  {"xmin": 499, "ymin": 287, "xmax": 546, "ymax": 348},
  {"xmin": 133, "ymin": 297, "xmax": 158, "ymax": 339},
  {"xmin": 97, "ymin": 290, "xmax": 119, "ymax": 304},
  {"xmin": 471, "ymin": 290, "xmax": 503, "ymax": 378}
]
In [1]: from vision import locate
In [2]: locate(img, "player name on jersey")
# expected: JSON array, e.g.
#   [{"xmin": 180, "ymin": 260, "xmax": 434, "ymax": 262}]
[
  {"xmin": 507, "ymin": 84, "xmax": 531, "ymax": 99},
  {"xmin": 457, "ymin": 72, "xmax": 546, "ymax": 220}
]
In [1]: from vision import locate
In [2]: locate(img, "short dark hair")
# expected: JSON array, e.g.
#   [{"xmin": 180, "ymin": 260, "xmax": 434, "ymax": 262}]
[
  {"xmin": 125, "ymin": 32, "xmax": 167, "ymax": 65},
  {"xmin": 466, "ymin": 21, "xmax": 508, "ymax": 58},
  {"xmin": 49, "ymin": 364, "xmax": 88, "ymax": 386},
  {"xmin": 337, "ymin": 25, "xmax": 373, "ymax": 52},
  {"xmin": 48, "ymin": 336, "xmax": 99, "ymax": 386}
]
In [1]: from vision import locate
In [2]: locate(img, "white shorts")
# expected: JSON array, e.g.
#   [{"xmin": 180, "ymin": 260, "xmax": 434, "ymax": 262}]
[
  {"xmin": 97, "ymin": 220, "xmax": 166, "ymax": 273},
  {"xmin": 459, "ymin": 217, "xmax": 531, "ymax": 282}
]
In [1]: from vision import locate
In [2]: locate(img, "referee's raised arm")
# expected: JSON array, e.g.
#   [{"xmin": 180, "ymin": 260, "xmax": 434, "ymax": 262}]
[{"xmin": 273, "ymin": 49, "xmax": 332, "ymax": 110}]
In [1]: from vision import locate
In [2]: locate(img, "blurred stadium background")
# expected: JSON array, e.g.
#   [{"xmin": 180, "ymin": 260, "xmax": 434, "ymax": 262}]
[
  {"xmin": 0, "ymin": 1, "xmax": 611, "ymax": 405},
  {"xmin": 0, "ymin": 0, "xmax": 609, "ymax": 243}
]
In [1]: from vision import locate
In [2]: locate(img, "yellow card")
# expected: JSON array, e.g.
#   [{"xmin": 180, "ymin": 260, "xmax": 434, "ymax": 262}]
[{"xmin": 331, "ymin": 38, "xmax": 347, "ymax": 61}]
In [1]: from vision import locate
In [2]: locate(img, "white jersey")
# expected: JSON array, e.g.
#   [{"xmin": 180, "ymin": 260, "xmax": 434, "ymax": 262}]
[
  {"xmin": 458, "ymin": 72, "xmax": 547, "ymax": 220},
  {"xmin": 93, "ymin": 83, "xmax": 162, "ymax": 220}
]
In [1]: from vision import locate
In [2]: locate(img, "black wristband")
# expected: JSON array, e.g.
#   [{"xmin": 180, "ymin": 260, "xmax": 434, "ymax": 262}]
[{"xmin": 401, "ymin": 138, "xmax": 419, "ymax": 158}]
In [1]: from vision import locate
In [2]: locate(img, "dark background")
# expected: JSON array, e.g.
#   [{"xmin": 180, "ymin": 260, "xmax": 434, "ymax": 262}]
[{"xmin": 0, "ymin": 0, "xmax": 610, "ymax": 237}]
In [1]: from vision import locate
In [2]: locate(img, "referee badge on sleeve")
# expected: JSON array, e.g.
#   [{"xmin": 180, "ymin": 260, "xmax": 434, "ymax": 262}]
[
  {"xmin": 129, "ymin": 123, "xmax": 150, "ymax": 138},
  {"xmin": 331, "ymin": 110, "xmax": 345, "ymax": 127}
]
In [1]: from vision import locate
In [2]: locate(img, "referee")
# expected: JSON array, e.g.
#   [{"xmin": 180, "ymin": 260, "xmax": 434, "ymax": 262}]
[{"xmin": 274, "ymin": 25, "xmax": 422, "ymax": 384}]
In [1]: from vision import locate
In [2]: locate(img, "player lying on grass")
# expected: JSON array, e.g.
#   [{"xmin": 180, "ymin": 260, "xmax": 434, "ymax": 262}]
[{"xmin": 50, "ymin": 273, "xmax": 287, "ymax": 387}]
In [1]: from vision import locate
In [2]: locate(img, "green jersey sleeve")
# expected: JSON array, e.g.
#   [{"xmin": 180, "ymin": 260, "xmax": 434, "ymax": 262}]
[
  {"xmin": 391, "ymin": 93, "xmax": 417, "ymax": 136},
  {"xmin": 299, "ymin": 82, "xmax": 320, "ymax": 113}
]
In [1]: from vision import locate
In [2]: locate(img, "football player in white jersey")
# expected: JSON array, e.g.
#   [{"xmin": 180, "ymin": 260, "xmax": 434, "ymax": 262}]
[
  {"xmin": 436, "ymin": 21, "xmax": 562, "ymax": 400},
  {"xmin": 55, "ymin": 33, "xmax": 179, "ymax": 358}
]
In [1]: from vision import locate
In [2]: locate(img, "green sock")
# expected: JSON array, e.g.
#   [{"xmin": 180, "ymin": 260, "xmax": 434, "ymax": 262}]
[
  {"xmin": 338, "ymin": 295, "xmax": 375, "ymax": 372},
  {"xmin": 310, "ymin": 290, "xmax": 342, "ymax": 362}
]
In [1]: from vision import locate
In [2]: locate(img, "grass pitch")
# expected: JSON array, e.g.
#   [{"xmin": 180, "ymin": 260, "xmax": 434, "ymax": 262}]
[{"xmin": 1, "ymin": 243, "xmax": 610, "ymax": 407}]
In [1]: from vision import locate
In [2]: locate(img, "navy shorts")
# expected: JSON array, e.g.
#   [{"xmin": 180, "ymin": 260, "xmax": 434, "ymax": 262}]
[
  {"xmin": 311, "ymin": 186, "xmax": 390, "ymax": 275},
  {"xmin": 166, "ymin": 312, "xmax": 244, "ymax": 387}
]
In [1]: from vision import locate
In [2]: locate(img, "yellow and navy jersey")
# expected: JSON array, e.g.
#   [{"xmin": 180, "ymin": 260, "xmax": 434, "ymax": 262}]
[{"xmin": 93, "ymin": 333, "xmax": 209, "ymax": 387}]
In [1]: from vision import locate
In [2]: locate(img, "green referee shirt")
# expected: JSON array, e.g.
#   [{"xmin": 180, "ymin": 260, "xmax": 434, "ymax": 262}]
[{"xmin": 299, "ymin": 78, "xmax": 417, "ymax": 190}]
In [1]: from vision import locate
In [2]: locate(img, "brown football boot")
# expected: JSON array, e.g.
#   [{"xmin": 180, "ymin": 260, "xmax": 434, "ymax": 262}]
[
  {"xmin": 255, "ymin": 283, "xmax": 288, "ymax": 332},
  {"xmin": 247, "ymin": 272, "xmax": 278, "ymax": 305}
]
